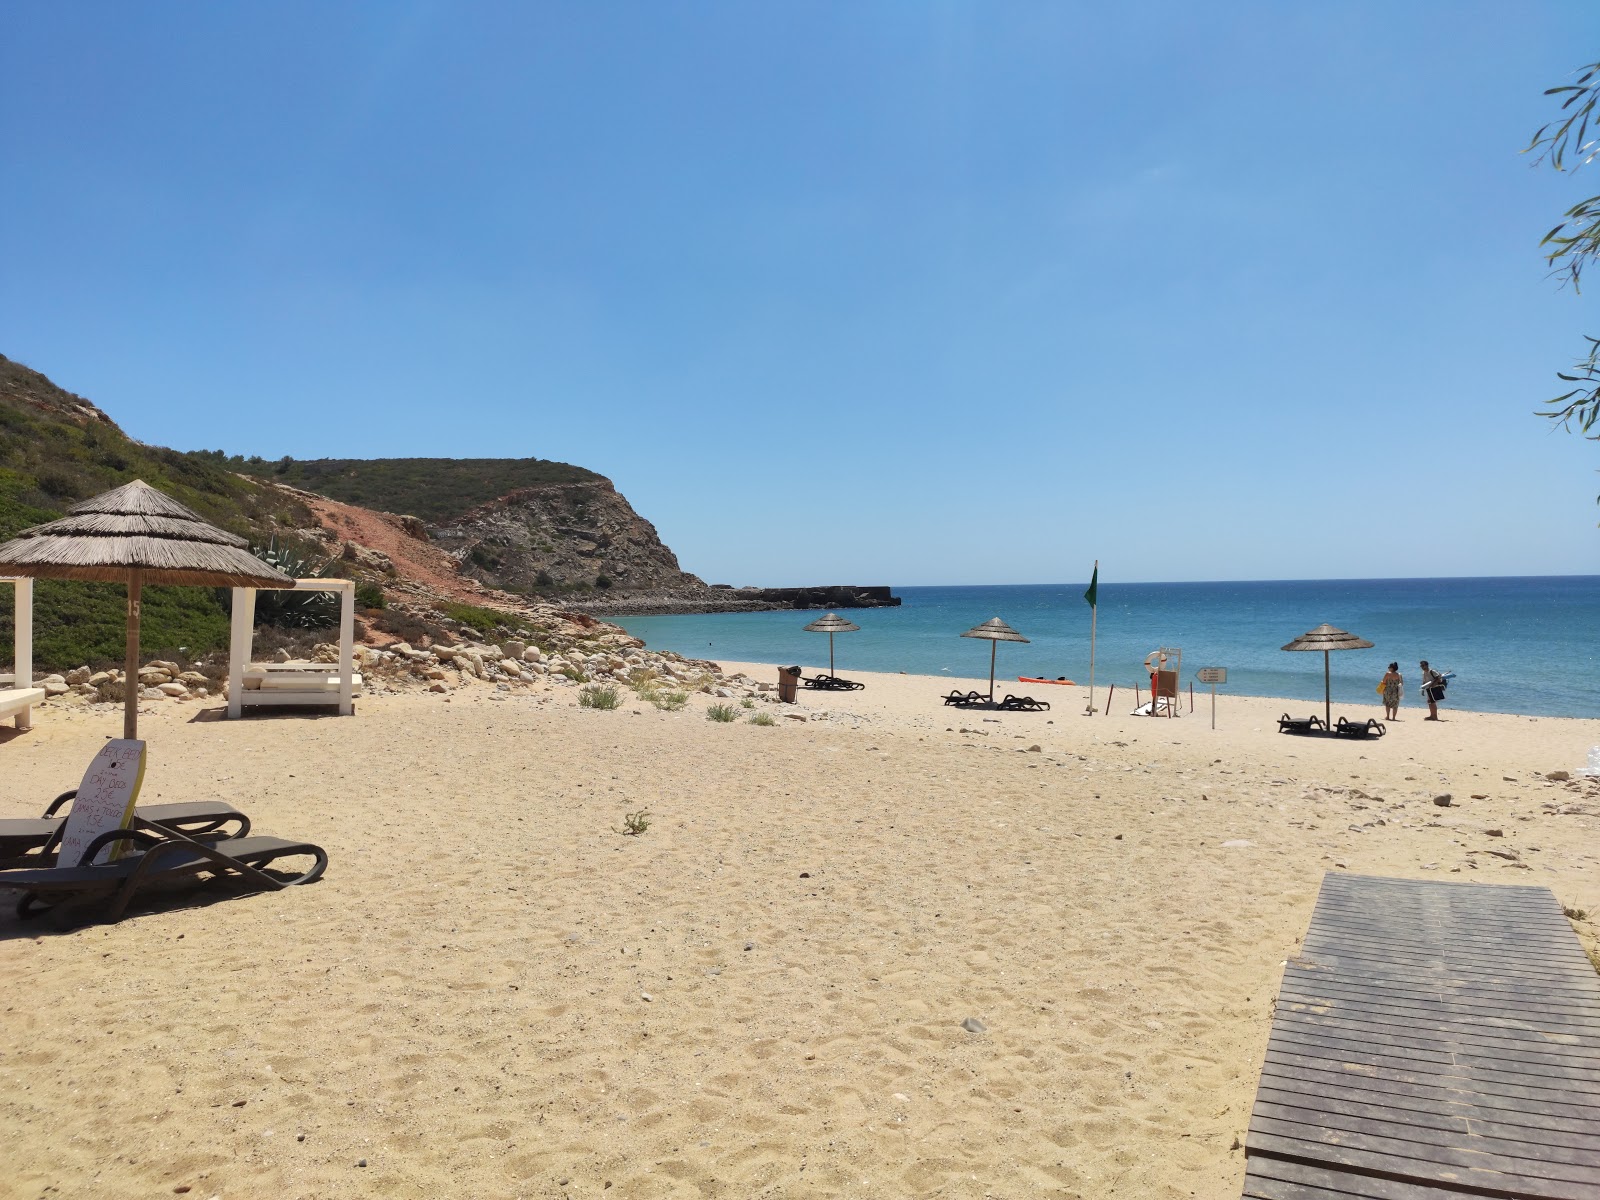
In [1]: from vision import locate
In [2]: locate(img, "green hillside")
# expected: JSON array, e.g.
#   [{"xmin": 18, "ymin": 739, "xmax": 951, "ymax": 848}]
[
  {"xmin": 0, "ymin": 355, "xmax": 314, "ymax": 669},
  {"xmin": 207, "ymin": 454, "xmax": 604, "ymax": 522}
]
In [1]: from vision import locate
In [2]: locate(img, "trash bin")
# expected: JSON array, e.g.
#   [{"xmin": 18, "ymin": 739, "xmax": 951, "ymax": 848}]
[{"xmin": 777, "ymin": 665, "xmax": 801, "ymax": 703}]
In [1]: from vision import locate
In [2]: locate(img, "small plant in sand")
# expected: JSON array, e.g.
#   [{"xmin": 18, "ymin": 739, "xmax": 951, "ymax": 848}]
[
  {"xmin": 578, "ymin": 684, "xmax": 621, "ymax": 710},
  {"xmin": 739, "ymin": 697, "xmax": 755, "ymax": 709},
  {"xmin": 625, "ymin": 666, "xmax": 660, "ymax": 690},
  {"xmin": 651, "ymin": 690, "xmax": 688, "ymax": 712},
  {"xmin": 706, "ymin": 703, "xmax": 738, "ymax": 723},
  {"xmin": 616, "ymin": 809, "xmax": 653, "ymax": 835},
  {"xmin": 557, "ymin": 665, "xmax": 588, "ymax": 684},
  {"xmin": 748, "ymin": 711, "xmax": 776, "ymax": 726}
]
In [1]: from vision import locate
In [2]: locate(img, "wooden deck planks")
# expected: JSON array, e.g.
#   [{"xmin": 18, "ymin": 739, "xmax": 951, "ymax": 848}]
[{"xmin": 1241, "ymin": 873, "xmax": 1600, "ymax": 1199}]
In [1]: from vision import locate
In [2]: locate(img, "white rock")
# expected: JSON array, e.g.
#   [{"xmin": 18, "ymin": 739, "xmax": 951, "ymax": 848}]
[
  {"xmin": 521, "ymin": 646, "xmax": 543, "ymax": 664},
  {"xmin": 88, "ymin": 671, "xmax": 112, "ymax": 686},
  {"xmin": 505, "ymin": 641, "xmax": 526, "ymax": 659},
  {"xmin": 43, "ymin": 679, "xmax": 70, "ymax": 698},
  {"xmin": 65, "ymin": 666, "xmax": 92, "ymax": 685},
  {"xmin": 499, "ymin": 658, "xmax": 520, "ymax": 674},
  {"xmin": 158, "ymin": 682, "xmax": 188, "ymax": 698}
]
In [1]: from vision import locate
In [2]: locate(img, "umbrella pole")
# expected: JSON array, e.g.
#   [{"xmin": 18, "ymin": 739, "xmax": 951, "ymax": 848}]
[
  {"xmin": 1324, "ymin": 650, "xmax": 1331, "ymax": 730},
  {"xmin": 830, "ymin": 632, "xmax": 835, "ymax": 678},
  {"xmin": 124, "ymin": 570, "xmax": 142, "ymax": 740},
  {"xmin": 989, "ymin": 640, "xmax": 996, "ymax": 701}
]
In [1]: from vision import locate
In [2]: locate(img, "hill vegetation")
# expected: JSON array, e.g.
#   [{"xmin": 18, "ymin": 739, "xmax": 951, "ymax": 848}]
[
  {"xmin": 0, "ymin": 355, "xmax": 314, "ymax": 668},
  {"xmin": 203, "ymin": 454, "xmax": 603, "ymax": 523}
]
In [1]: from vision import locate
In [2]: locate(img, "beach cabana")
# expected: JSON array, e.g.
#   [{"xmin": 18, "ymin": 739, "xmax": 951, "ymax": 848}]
[
  {"xmin": 226, "ymin": 579, "xmax": 358, "ymax": 716},
  {"xmin": 0, "ymin": 577, "xmax": 44, "ymax": 730},
  {"xmin": 960, "ymin": 616, "xmax": 1029, "ymax": 701},
  {"xmin": 0, "ymin": 480, "xmax": 294, "ymax": 738},
  {"xmin": 1281, "ymin": 623, "xmax": 1374, "ymax": 730}
]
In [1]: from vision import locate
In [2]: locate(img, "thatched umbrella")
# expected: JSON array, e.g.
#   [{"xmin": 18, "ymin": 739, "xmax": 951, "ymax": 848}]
[
  {"xmin": 961, "ymin": 616, "xmax": 1029, "ymax": 701},
  {"xmin": 1281, "ymin": 623, "xmax": 1375, "ymax": 729},
  {"xmin": 0, "ymin": 480, "xmax": 294, "ymax": 738},
  {"xmin": 802, "ymin": 612, "xmax": 860, "ymax": 678}
]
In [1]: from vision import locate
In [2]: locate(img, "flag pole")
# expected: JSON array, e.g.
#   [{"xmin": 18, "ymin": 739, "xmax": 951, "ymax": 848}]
[{"xmin": 1085, "ymin": 559, "xmax": 1098, "ymax": 716}]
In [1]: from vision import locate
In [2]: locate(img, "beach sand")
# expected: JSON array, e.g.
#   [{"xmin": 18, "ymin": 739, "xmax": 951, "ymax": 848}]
[{"xmin": 2, "ymin": 664, "xmax": 1597, "ymax": 1199}]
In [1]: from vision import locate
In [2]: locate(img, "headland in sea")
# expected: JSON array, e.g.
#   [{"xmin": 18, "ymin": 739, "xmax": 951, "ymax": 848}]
[
  {"xmin": 4, "ymin": 606, "xmax": 1599, "ymax": 1197},
  {"xmin": 615, "ymin": 575, "xmax": 1600, "ymax": 718}
]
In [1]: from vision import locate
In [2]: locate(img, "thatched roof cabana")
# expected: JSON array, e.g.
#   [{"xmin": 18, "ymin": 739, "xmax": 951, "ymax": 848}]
[
  {"xmin": 1281, "ymin": 623, "xmax": 1375, "ymax": 728},
  {"xmin": 0, "ymin": 480, "xmax": 294, "ymax": 737}
]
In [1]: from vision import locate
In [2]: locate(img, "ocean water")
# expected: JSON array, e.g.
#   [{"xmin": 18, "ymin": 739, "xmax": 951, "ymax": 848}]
[{"xmin": 613, "ymin": 577, "xmax": 1600, "ymax": 719}]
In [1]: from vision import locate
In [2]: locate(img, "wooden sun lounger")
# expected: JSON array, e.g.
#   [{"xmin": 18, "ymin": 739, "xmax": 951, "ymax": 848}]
[
  {"xmin": 803, "ymin": 673, "xmax": 865, "ymax": 691},
  {"xmin": 1334, "ymin": 716, "xmax": 1386, "ymax": 739},
  {"xmin": 0, "ymin": 789, "xmax": 251, "ymax": 862},
  {"xmin": 2, "ymin": 827, "xmax": 328, "ymax": 923},
  {"xmin": 1277, "ymin": 714, "xmax": 1327, "ymax": 735},
  {"xmin": 1240, "ymin": 873, "xmax": 1600, "ymax": 1199}
]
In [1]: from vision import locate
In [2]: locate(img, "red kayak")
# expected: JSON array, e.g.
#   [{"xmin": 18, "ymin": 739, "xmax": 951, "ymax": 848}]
[{"xmin": 1018, "ymin": 676, "xmax": 1075, "ymax": 686}]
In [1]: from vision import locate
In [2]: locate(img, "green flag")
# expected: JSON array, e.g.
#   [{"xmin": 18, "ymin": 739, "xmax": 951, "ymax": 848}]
[{"xmin": 1083, "ymin": 565, "xmax": 1098, "ymax": 608}]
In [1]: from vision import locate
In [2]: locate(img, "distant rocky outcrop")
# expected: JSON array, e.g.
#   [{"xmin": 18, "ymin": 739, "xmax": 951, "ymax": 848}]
[{"xmin": 429, "ymin": 479, "xmax": 721, "ymax": 602}]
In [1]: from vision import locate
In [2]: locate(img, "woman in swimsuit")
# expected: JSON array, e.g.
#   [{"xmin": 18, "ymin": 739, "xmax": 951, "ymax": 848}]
[{"xmin": 1380, "ymin": 662, "xmax": 1403, "ymax": 721}]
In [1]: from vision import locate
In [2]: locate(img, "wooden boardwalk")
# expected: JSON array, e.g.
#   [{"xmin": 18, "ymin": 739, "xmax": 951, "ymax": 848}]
[{"xmin": 1242, "ymin": 873, "xmax": 1600, "ymax": 1199}]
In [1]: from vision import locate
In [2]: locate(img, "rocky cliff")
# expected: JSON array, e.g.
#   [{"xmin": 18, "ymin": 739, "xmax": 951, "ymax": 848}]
[{"xmin": 429, "ymin": 480, "xmax": 719, "ymax": 602}]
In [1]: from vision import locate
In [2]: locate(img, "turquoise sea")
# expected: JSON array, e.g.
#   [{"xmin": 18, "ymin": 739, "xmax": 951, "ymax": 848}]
[{"xmin": 613, "ymin": 577, "xmax": 1600, "ymax": 719}]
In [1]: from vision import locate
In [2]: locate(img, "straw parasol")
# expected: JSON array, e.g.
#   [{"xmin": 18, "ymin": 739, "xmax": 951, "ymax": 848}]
[
  {"xmin": 1281, "ymin": 623, "xmax": 1375, "ymax": 729},
  {"xmin": 960, "ymin": 616, "xmax": 1029, "ymax": 701},
  {"xmin": 802, "ymin": 612, "xmax": 860, "ymax": 678},
  {"xmin": 0, "ymin": 479, "xmax": 294, "ymax": 738}
]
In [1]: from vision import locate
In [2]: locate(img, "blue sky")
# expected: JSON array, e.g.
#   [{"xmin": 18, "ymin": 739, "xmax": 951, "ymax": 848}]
[{"xmin": 3, "ymin": 2, "xmax": 1597, "ymax": 586}]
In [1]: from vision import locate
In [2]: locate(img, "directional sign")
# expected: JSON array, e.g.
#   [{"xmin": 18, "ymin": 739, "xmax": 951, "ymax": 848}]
[{"xmin": 1197, "ymin": 667, "xmax": 1227, "ymax": 684}]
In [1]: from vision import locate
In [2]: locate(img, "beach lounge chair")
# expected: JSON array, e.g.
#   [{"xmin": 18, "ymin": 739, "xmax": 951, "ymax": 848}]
[
  {"xmin": 0, "ymin": 789, "xmax": 251, "ymax": 862},
  {"xmin": 942, "ymin": 690, "xmax": 989, "ymax": 708},
  {"xmin": 1276, "ymin": 714, "xmax": 1326, "ymax": 735},
  {"xmin": 1333, "ymin": 716, "xmax": 1385, "ymax": 739},
  {"xmin": 996, "ymin": 694, "xmax": 1050, "ymax": 712},
  {"xmin": 2, "ymin": 825, "xmax": 328, "ymax": 922},
  {"xmin": 803, "ymin": 673, "xmax": 865, "ymax": 692}
]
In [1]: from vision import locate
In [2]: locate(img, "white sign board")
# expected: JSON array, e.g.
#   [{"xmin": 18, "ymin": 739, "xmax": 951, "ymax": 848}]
[
  {"xmin": 1197, "ymin": 667, "xmax": 1227, "ymax": 684},
  {"xmin": 57, "ymin": 740, "xmax": 147, "ymax": 867}
]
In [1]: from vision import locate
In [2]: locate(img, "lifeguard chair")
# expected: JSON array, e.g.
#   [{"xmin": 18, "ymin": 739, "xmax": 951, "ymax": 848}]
[{"xmin": 1139, "ymin": 646, "xmax": 1182, "ymax": 716}]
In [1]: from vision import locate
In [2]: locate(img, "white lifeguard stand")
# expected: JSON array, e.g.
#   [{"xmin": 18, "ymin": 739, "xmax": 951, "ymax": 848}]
[
  {"xmin": 0, "ymin": 577, "xmax": 45, "ymax": 730},
  {"xmin": 226, "ymin": 579, "xmax": 359, "ymax": 717}
]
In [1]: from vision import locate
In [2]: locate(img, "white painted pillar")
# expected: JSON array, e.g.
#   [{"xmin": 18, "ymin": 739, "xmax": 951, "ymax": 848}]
[
  {"xmin": 13, "ymin": 578, "xmax": 33, "ymax": 731},
  {"xmin": 227, "ymin": 587, "xmax": 256, "ymax": 719},
  {"xmin": 337, "ymin": 581, "xmax": 354, "ymax": 715}
]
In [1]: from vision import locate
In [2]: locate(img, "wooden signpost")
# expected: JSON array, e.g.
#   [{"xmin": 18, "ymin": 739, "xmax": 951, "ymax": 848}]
[
  {"xmin": 1196, "ymin": 667, "xmax": 1227, "ymax": 729},
  {"xmin": 56, "ymin": 739, "xmax": 147, "ymax": 867}
]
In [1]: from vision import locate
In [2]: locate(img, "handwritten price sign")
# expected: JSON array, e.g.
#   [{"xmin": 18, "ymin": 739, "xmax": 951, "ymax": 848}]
[{"xmin": 57, "ymin": 740, "xmax": 147, "ymax": 867}]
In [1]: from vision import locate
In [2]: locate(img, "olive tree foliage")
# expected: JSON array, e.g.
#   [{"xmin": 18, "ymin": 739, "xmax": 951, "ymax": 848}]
[{"xmin": 1526, "ymin": 62, "xmax": 1600, "ymax": 446}]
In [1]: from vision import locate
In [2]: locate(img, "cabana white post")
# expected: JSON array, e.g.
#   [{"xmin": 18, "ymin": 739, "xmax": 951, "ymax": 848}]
[
  {"xmin": 227, "ymin": 579, "xmax": 358, "ymax": 717},
  {"xmin": 0, "ymin": 577, "xmax": 43, "ymax": 730}
]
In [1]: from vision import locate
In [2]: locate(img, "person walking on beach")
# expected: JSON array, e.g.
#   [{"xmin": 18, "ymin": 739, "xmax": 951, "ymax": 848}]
[
  {"xmin": 1419, "ymin": 660, "xmax": 1445, "ymax": 720},
  {"xmin": 1381, "ymin": 662, "xmax": 1403, "ymax": 721}
]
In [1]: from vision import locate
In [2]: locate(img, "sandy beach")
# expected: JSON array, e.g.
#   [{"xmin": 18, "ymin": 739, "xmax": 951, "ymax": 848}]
[{"xmin": 2, "ymin": 664, "xmax": 1597, "ymax": 1199}]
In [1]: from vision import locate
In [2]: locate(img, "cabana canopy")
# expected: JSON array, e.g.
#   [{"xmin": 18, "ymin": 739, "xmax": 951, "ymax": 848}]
[
  {"xmin": 1282, "ymin": 623, "xmax": 1375, "ymax": 729},
  {"xmin": 0, "ymin": 480, "xmax": 294, "ymax": 737}
]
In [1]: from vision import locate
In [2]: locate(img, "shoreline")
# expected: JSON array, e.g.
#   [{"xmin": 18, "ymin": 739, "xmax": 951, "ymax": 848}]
[{"xmin": 713, "ymin": 658, "xmax": 1600, "ymax": 728}]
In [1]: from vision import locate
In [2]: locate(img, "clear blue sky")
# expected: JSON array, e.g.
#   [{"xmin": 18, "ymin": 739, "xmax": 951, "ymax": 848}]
[{"xmin": 3, "ymin": 2, "xmax": 1597, "ymax": 586}]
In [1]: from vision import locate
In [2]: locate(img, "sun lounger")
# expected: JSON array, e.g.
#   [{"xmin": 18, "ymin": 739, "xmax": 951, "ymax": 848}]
[
  {"xmin": 1333, "ymin": 716, "xmax": 1385, "ymax": 739},
  {"xmin": 803, "ymin": 673, "xmax": 865, "ymax": 691},
  {"xmin": 0, "ymin": 789, "xmax": 251, "ymax": 862},
  {"xmin": 996, "ymin": 694, "xmax": 1050, "ymax": 712},
  {"xmin": 1276, "ymin": 714, "xmax": 1326, "ymax": 735},
  {"xmin": 942, "ymin": 689, "xmax": 990, "ymax": 707},
  {"xmin": 2, "ymin": 826, "xmax": 327, "ymax": 922}
]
